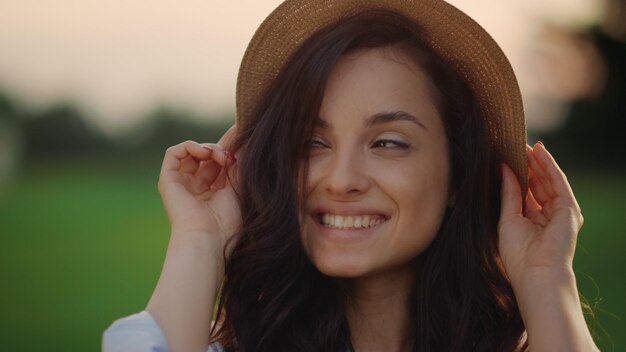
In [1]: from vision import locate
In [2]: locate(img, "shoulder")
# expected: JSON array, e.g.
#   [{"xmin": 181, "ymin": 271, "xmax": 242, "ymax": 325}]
[
  {"xmin": 102, "ymin": 311, "xmax": 168, "ymax": 352},
  {"xmin": 208, "ymin": 341, "xmax": 227, "ymax": 352},
  {"xmin": 103, "ymin": 311, "xmax": 227, "ymax": 352}
]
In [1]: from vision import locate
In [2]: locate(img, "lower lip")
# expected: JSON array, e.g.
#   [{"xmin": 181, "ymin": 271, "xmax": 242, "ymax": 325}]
[{"xmin": 311, "ymin": 215, "xmax": 387, "ymax": 242}]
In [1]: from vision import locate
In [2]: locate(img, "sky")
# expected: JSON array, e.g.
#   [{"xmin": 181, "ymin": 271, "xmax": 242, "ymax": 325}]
[{"xmin": 0, "ymin": 0, "xmax": 606, "ymax": 134}]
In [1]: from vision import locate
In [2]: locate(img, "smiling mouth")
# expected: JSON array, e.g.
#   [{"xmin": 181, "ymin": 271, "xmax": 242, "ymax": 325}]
[{"xmin": 318, "ymin": 213, "xmax": 388, "ymax": 230}]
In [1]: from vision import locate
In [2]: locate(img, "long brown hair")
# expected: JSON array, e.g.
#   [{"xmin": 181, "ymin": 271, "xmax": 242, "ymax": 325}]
[{"xmin": 215, "ymin": 10, "xmax": 528, "ymax": 351}]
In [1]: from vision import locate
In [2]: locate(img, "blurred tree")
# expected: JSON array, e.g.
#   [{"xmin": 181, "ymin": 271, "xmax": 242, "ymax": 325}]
[
  {"xmin": 117, "ymin": 106, "xmax": 232, "ymax": 154},
  {"xmin": 0, "ymin": 91, "xmax": 19, "ymax": 121},
  {"xmin": 0, "ymin": 90, "xmax": 234, "ymax": 161},
  {"xmin": 20, "ymin": 103, "xmax": 110, "ymax": 158},
  {"xmin": 0, "ymin": 92, "xmax": 24, "ymax": 187}
]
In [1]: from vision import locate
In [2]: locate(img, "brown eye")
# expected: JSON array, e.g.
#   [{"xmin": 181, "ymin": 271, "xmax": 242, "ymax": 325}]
[
  {"xmin": 307, "ymin": 137, "xmax": 328, "ymax": 149},
  {"xmin": 371, "ymin": 139, "xmax": 410, "ymax": 149}
]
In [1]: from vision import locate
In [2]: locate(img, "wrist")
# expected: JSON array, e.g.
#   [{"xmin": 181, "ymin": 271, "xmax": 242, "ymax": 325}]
[
  {"xmin": 511, "ymin": 265, "xmax": 574, "ymax": 293},
  {"xmin": 170, "ymin": 229, "xmax": 227, "ymax": 249},
  {"xmin": 513, "ymin": 267, "xmax": 581, "ymax": 332},
  {"xmin": 167, "ymin": 229, "xmax": 227, "ymax": 280},
  {"xmin": 511, "ymin": 268, "xmax": 598, "ymax": 351}
]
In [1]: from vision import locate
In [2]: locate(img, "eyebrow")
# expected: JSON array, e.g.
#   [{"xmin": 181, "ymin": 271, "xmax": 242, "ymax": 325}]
[
  {"xmin": 366, "ymin": 111, "xmax": 428, "ymax": 130},
  {"xmin": 316, "ymin": 110, "xmax": 427, "ymax": 131}
]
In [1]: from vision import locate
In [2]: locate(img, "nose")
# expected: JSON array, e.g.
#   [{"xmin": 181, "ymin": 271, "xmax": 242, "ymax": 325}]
[{"xmin": 321, "ymin": 148, "xmax": 371, "ymax": 198}]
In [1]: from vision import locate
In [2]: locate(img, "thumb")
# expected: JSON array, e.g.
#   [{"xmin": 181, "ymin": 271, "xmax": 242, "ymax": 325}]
[{"xmin": 500, "ymin": 163, "xmax": 523, "ymax": 222}]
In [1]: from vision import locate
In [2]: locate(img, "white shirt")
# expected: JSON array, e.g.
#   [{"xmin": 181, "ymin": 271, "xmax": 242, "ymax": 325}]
[{"xmin": 102, "ymin": 311, "xmax": 226, "ymax": 352}]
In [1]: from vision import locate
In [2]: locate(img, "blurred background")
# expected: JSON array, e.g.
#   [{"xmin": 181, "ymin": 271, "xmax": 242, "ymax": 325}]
[{"xmin": 0, "ymin": 0, "xmax": 624, "ymax": 350}]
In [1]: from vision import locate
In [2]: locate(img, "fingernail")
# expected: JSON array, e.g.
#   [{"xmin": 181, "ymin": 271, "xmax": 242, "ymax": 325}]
[
  {"xmin": 202, "ymin": 145, "xmax": 213, "ymax": 151},
  {"xmin": 537, "ymin": 140, "xmax": 544, "ymax": 147},
  {"xmin": 224, "ymin": 150, "xmax": 237, "ymax": 162}
]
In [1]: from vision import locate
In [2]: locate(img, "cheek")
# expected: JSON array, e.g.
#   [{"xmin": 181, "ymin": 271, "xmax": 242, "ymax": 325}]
[
  {"xmin": 396, "ymin": 183, "xmax": 448, "ymax": 239},
  {"xmin": 384, "ymin": 158, "xmax": 451, "ymax": 241},
  {"xmin": 382, "ymin": 154, "xmax": 450, "ymax": 207}
]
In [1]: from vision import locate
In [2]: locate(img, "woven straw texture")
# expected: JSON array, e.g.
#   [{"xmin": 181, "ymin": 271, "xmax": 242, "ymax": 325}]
[{"xmin": 236, "ymin": 0, "xmax": 528, "ymax": 194}]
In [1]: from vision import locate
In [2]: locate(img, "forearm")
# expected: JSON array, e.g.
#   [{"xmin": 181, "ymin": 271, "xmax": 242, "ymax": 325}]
[
  {"xmin": 146, "ymin": 231, "xmax": 225, "ymax": 352},
  {"xmin": 514, "ymin": 269, "xmax": 599, "ymax": 352}
]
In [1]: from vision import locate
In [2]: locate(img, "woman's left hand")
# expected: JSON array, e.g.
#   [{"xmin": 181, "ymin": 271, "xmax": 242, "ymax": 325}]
[
  {"xmin": 498, "ymin": 141, "xmax": 584, "ymax": 291},
  {"xmin": 498, "ymin": 144, "xmax": 598, "ymax": 351}
]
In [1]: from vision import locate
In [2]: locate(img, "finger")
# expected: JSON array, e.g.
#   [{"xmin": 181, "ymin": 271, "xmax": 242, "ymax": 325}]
[
  {"xmin": 532, "ymin": 142, "xmax": 572, "ymax": 197},
  {"xmin": 180, "ymin": 155, "xmax": 201, "ymax": 174},
  {"xmin": 218, "ymin": 124, "xmax": 239, "ymax": 168},
  {"xmin": 211, "ymin": 125, "xmax": 240, "ymax": 190},
  {"xmin": 526, "ymin": 144, "xmax": 556, "ymax": 199},
  {"xmin": 523, "ymin": 188, "xmax": 549, "ymax": 226},
  {"xmin": 523, "ymin": 185, "xmax": 541, "ymax": 212},
  {"xmin": 527, "ymin": 166, "xmax": 552, "ymax": 207},
  {"xmin": 532, "ymin": 142, "xmax": 580, "ymax": 211},
  {"xmin": 161, "ymin": 140, "xmax": 213, "ymax": 174},
  {"xmin": 214, "ymin": 157, "xmax": 242, "ymax": 191},
  {"xmin": 500, "ymin": 163, "xmax": 523, "ymax": 222},
  {"xmin": 201, "ymin": 143, "xmax": 235, "ymax": 168},
  {"xmin": 190, "ymin": 170, "xmax": 213, "ymax": 194},
  {"xmin": 527, "ymin": 169, "xmax": 559, "ymax": 220},
  {"xmin": 205, "ymin": 124, "xmax": 240, "ymax": 189},
  {"xmin": 191, "ymin": 142, "xmax": 238, "ymax": 193},
  {"xmin": 196, "ymin": 158, "xmax": 222, "ymax": 185}
]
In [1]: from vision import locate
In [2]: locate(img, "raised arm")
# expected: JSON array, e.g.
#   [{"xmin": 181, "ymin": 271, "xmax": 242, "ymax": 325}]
[
  {"xmin": 147, "ymin": 125, "xmax": 241, "ymax": 352},
  {"xmin": 498, "ymin": 141, "xmax": 599, "ymax": 351}
]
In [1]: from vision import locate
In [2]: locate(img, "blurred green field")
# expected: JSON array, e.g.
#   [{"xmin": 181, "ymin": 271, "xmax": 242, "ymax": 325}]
[{"xmin": 0, "ymin": 157, "xmax": 624, "ymax": 351}]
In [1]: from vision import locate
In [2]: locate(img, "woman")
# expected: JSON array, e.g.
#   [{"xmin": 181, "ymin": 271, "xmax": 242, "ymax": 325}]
[{"xmin": 104, "ymin": 1, "xmax": 598, "ymax": 351}]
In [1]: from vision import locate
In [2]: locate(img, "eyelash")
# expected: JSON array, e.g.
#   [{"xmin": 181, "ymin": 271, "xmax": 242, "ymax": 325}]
[
  {"xmin": 307, "ymin": 138, "xmax": 410, "ymax": 149},
  {"xmin": 371, "ymin": 139, "xmax": 410, "ymax": 149},
  {"xmin": 308, "ymin": 138, "xmax": 327, "ymax": 148}
]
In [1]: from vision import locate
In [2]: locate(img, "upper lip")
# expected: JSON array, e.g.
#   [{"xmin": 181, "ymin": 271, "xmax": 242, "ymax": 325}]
[{"xmin": 311, "ymin": 204, "xmax": 390, "ymax": 219}]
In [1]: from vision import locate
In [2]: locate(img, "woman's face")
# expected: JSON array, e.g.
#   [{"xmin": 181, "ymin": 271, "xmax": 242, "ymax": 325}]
[{"xmin": 300, "ymin": 47, "xmax": 451, "ymax": 278}]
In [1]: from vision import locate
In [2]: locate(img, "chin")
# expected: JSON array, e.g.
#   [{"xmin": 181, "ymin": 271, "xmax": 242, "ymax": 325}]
[{"xmin": 308, "ymin": 252, "xmax": 374, "ymax": 278}]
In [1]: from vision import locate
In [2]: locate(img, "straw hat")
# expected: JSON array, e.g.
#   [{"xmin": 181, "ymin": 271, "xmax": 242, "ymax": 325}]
[{"xmin": 236, "ymin": 0, "xmax": 528, "ymax": 194}]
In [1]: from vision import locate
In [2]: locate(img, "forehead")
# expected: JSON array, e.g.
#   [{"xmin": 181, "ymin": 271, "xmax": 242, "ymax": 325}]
[{"xmin": 319, "ymin": 47, "xmax": 440, "ymax": 126}]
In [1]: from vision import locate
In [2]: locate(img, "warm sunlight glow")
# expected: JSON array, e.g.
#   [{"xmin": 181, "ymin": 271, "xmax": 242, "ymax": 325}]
[{"xmin": 0, "ymin": 0, "xmax": 607, "ymax": 133}]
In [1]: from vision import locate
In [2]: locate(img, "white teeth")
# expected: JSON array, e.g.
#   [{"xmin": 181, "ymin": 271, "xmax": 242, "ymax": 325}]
[
  {"xmin": 363, "ymin": 215, "xmax": 370, "ymax": 227},
  {"xmin": 319, "ymin": 213, "xmax": 386, "ymax": 229}
]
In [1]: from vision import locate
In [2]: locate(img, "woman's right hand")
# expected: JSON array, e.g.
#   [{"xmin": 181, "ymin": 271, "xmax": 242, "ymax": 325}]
[
  {"xmin": 147, "ymin": 125, "xmax": 241, "ymax": 351},
  {"xmin": 157, "ymin": 125, "xmax": 241, "ymax": 251}
]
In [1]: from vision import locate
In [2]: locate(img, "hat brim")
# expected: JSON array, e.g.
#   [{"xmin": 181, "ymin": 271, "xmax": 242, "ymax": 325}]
[{"xmin": 236, "ymin": 0, "xmax": 528, "ymax": 195}]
